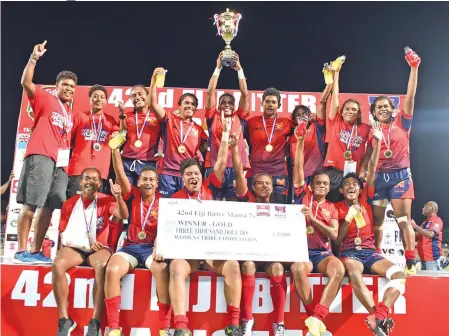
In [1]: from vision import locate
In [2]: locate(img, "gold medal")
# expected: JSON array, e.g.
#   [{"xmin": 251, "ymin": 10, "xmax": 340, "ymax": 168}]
[
  {"xmin": 354, "ymin": 237, "xmax": 362, "ymax": 245},
  {"xmin": 137, "ymin": 230, "xmax": 147, "ymax": 240},
  {"xmin": 384, "ymin": 149, "xmax": 393, "ymax": 159},
  {"xmin": 178, "ymin": 145, "xmax": 186, "ymax": 154},
  {"xmin": 344, "ymin": 150, "xmax": 352, "ymax": 160},
  {"xmin": 306, "ymin": 226, "xmax": 315, "ymax": 234},
  {"xmin": 134, "ymin": 139, "xmax": 143, "ymax": 148},
  {"xmin": 265, "ymin": 144, "xmax": 273, "ymax": 152},
  {"xmin": 93, "ymin": 142, "xmax": 101, "ymax": 151}
]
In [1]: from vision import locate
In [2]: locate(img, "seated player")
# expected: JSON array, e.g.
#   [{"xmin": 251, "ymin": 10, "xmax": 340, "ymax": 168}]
[
  {"xmin": 103, "ymin": 148, "xmax": 171, "ymax": 336},
  {"xmin": 230, "ymin": 133, "xmax": 287, "ymax": 336},
  {"xmin": 335, "ymin": 121, "xmax": 407, "ymax": 336},
  {"xmin": 291, "ymin": 124, "xmax": 345, "ymax": 336},
  {"xmin": 53, "ymin": 168, "xmax": 128, "ymax": 336},
  {"xmin": 167, "ymin": 118, "xmax": 242, "ymax": 336},
  {"xmin": 204, "ymin": 52, "xmax": 250, "ymax": 200}
]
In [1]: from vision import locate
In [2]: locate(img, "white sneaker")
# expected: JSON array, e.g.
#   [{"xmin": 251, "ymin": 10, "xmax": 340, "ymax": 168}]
[
  {"xmin": 273, "ymin": 323, "xmax": 285, "ymax": 336},
  {"xmin": 241, "ymin": 319, "xmax": 254, "ymax": 336}
]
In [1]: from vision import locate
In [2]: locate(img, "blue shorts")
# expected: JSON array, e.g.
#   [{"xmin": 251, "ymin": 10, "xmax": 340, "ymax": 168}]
[
  {"xmin": 309, "ymin": 249, "xmax": 333, "ymax": 273},
  {"xmin": 248, "ymin": 174, "xmax": 289, "ymax": 204},
  {"xmin": 340, "ymin": 248, "xmax": 385, "ymax": 274},
  {"xmin": 116, "ymin": 243, "xmax": 154, "ymax": 268},
  {"xmin": 205, "ymin": 167, "xmax": 237, "ymax": 200},
  {"xmin": 122, "ymin": 158, "xmax": 157, "ymax": 186},
  {"xmin": 373, "ymin": 168, "xmax": 414, "ymax": 201},
  {"xmin": 159, "ymin": 174, "xmax": 184, "ymax": 198}
]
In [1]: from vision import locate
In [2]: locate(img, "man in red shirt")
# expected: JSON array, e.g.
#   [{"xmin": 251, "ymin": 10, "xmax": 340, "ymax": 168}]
[
  {"xmin": 370, "ymin": 50, "xmax": 421, "ymax": 276},
  {"xmin": 335, "ymin": 122, "xmax": 407, "ymax": 336},
  {"xmin": 150, "ymin": 68, "xmax": 208, "ymax": 198},
  {"xmin": 167, "ymin": 119, "xmax": 242, "ymax": 336},
  {"xmin": 291, "ymin": 124, "xmax": 344, "ymax": 336},
  {"xmin": 118, "ymin": 85, "xmax": 163, "ymax": 185},
  {"xmin": 245, "ymin": 88, "xmax": 294, "ymax": 204},
  {"xmin": 53, "ymin": 168, "xmax": 127, "ymax": 336},
  {"xmin": 413, "ymin": 201, "xmax": 444, "ymax": 270},
  {"xmin": 104, "ymin": 148, "xmax": 172, "ymax": 336},
  {"xmin": 15, "ymin": 41, "xmax": 77, "ymax": 264},
  {"xmin": 324, "ymin": 64, "xmax": 372, "ymax": 203},
  {"xmin": 204, "ymin": 52, "xmax": 250, "ymax": 200},
  {"xmin": 67, "ymin": 85, "xmax": 119, "ymax": 198}
]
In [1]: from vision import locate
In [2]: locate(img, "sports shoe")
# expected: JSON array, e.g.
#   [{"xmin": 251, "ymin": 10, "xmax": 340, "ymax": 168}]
[
  {"xmin": 107, "ymin": 329, "xmax": 122, "ymax": 336},
  {"xmin": 241, "ymin": 318, "xmax": 254, "ymax": 336},
  {"xmin": 159, "ymin": 328, "xmax": 172, "ymax": 336},
  {"xmin": 173, "ymin": 329, "xmax": 192, "ymax": 336},
  {"xmin": 405, "ymin": 260, "xmax": 417, "ymax": 276},
  {"xmin": 57, "ymin": 317, "xmax": 77, "ymax": 336},
  {"xmin": 225, "ymin": 325, "xmax": 242, "ymax": 336},
  {"xmin": 13, "ymin": 250, "xmax": 39, "ymax": 264},
  {"xmin": 273, "ymin": 323, "xmax": 285, "ymax": 336},
  {"xmin": 86, "ymin": 319, "xmax": 100, "ymax": 336},
  {"xmin": 304, "ymin": 316, "xmax": 326, "ymax": 336},
  {"xmin": 365, "ymin": 314, "xmax": 395, "ymax": 336}
]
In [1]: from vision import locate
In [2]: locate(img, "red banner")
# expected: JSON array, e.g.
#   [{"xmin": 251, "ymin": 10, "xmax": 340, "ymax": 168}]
[{"xmin": 1, "ymin": 263, "xmax": 448, "ymax": 336}]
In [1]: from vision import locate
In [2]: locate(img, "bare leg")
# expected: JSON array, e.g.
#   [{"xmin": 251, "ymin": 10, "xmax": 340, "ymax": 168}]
[
  {"xmin": 30, "ymin": 207, "xmax": 53, "ymax": 252},
  {"xmin": 343, "ymin": 258, "xmax": 375, "ymax": 313},
  {"xmin": 87, "ymin": 248, "xmax": 112, "ymax": 320},
  {"xmin": 17, "ymin": 204, "xmax": 37, "ymax": 250}
]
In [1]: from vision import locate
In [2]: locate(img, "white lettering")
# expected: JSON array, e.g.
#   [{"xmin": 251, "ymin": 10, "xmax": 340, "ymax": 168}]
[
  {"xmin": 215, "ymin": 277, "xmax": 227, "ymax": 313},
  {"xmin": 150, "ymin": 276, "xmax": 159, "ymax": 311},
  {"xmin": 253, "ymin": 278, "xmax": 273, "ymax": 313},
  {"xmin": 353, "ymin": 277, "xmax": 374, "ymax": 314},
  {"xmin": 159, "ymin": 89, "xmax": 174, "ymax": 108},
  {"xmin": 130, "ymin": 328, "xmax": 152, "ymax": 336},
  {"xmin": 11, "ymin": 270, "xmax": 40, "ymax": 307},
  {"xmin": 378, "ymin": 278, "xmax": 406, "ymax": 314},
  {"xmin": 287, "ymin": 95, "xmax": 300, "ymax": 113},
  {"xmin": 73, "ymin": 278, "xmax": 95, "ymax": 309},
  {"xmin": 321, "ymin": 277, "xmax": 345, "ymax": 313},
  {"xmin": 121, "ymin": 274, "xmax": 135, "ymax": 310},
  {"xmin": 193, "ymin": 275, "xmax": 211, "ymax": 312},
  {"xmin": 108, "ymin": 88, "xmax": 123, "ymax": 106},
  {"xmin": 301, "ymin": 95, "xmax": 317, "ymax": 113},
  {"xmin": 43, "ymin": 271, "xmax": 71, "ymax": 308},
  {"xmin": 125, "ymin": 88, "xmax": 133, "ymax": 107}
]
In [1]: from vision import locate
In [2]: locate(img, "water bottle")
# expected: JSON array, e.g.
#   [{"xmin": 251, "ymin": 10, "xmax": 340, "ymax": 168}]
[
  {"xmin": 404, "ymin": 46, "xmax": 421, "ymax": 67},
  {"xmin": 330, "ymin": 55, "xmax": 346, "ymax": 71},
  {"xmin": 108, "ymin": 130, "xmax": 127, "ymax": 150}
]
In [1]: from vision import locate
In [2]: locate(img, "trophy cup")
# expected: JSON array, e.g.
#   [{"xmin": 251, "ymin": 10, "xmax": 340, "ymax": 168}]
[{"xmin": 213, "ymin": 8, "xmax": 242, "ymax": 67}]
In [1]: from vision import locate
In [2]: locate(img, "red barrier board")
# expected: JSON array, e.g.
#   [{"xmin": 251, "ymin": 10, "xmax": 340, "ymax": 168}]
[{"xmin": 1, "ymin": 263, "xmax": 448, "ymax": 336}]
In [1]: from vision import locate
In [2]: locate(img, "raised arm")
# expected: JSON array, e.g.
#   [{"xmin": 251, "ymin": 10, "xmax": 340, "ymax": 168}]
[
  {"xmin": 403, "ymin": 50, "xmax": 421, "ymax": 116},
  {"xmin": 117, "ymin": 101, "xmax": 127, "ymax": 131},
  {"xmin": 149, "ymin": 68, "xmax": 167, "ymax": 120},
  {"xmin": 21, "ymin": 41, "xmax": 47, "ymax": 99},
  {"xmin": 205, "ymin": 53, "xmax": 223, "ymax": 110},
  {"xmin": 213, "ymin": 117, "xmax": 231, "ymax": 182},
  {"xmin": 317, "ymin": 83, "xmax": 333, "ymax": 121},
  {"xmin": 293, "ymin": 124, "xmax": 307, "ymax": 187},
  {"xmin": 1, "ymin": 172, "xmax": 14, "ymax": 196},
  {"xmin": 109, "ymin": 179, "xmax": 129, "ymax": 220},
  {"xmin": 111, "ymin": 148, "xmax": 131, "ymax": 196},
  {"xmin": 230, "ymin": 133, "xmax": 248, "ymax": 196},
  {"xmin": 366, "ymin": 121, "xmax": 383, "ymax": 187},
  {"xmin": 233, "ymin": 54, "xmax": 249, "ymax": 113},
  {"xmin": 328, "ymin": 68, "xmax": 341, "ymax": 120}
]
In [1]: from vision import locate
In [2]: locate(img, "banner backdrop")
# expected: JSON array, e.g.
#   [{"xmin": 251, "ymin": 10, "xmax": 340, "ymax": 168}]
[
  {"xmin": 3, "ymin": 86, "xmax": 405, "ymax": 259},
  {"xmin": 1, "ymin": 263, "xmax": 448, "ymax": 336}
]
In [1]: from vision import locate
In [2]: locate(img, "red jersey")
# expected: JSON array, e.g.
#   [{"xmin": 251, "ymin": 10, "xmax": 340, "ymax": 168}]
[
  {"xmin": 324, "ymin": 113, "xmax": 371, "ymax": 172},
  {"xmin": 59, "ymin": 193, "xmax": 116, "ymax": 247},
  {"xmin": 171, "ymin": 172, "xmax": 222, "ymax": 200},
  {"xmin": 236, "ymin": 189, "xmax": 259, "ymax": 203},
  {"xmin": 289, "ymin": 119, "xmax": 326, "ymax": 178},
  {"xmin": 68, "ymin": 111, "xmax": 118, "ymax": 179},
  {"xmin": 161, "ymin": 111, "xmax": 208, "ymax": 177},
  {"xmin": 121, "ymin": 110, "xmax": 162, "ymax": 161},
  {"xmin": 123, "ymin": 186, "xmax": 160, "ymax": 245},
  {"xmin": 245, "ymin": 116, "xmax": 294, "ymax": 176},
  {"xmin": 205, "ymin": 107, "xmax": 250, "ymax": 169},
  {"xmin": 294, "ymin": 184, "xmax": 338, "ymax": 250},
  {"xmin": 334, "ymin": 186, "xmax": 376, "ymax": 250},
  {"xmin": 370, "ymin": 111, "xmax": 413, "ymax": 171},
  {"xmin": 417, "ymin": 215, "xmax": 444, "ymax": 262},
  {"xmin": 25, "ymin": 87, "xmax": 73, "ymax": 171}
]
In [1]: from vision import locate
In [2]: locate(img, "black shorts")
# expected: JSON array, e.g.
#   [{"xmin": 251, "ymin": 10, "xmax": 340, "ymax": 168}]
[
  {"xmin": 66, "ymin": 175, "xmax": 108, "ymax": 199},
  {"xmin": 324, "ymin": 167, "xmax": 344, "ymax": 203},
  {"xmin": 17, "ymin": 155, "xmax": 68, "ymax": 209}
]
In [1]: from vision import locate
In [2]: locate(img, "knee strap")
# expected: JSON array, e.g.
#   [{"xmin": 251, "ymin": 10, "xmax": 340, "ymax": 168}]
[
  {"xmin": 396, "ymin": 216, "xmax": 408, "ymax": 224},
  {"xmin": 372, "ymin": 199, "xmax": 388, "ymax": 207},
  {"xmin": 385, "ymin": 278, "xmax": 406, "ymax": 295},
  {"xmin": 386, "ymin": 265, "xmax": 406, "ymax": 279}
]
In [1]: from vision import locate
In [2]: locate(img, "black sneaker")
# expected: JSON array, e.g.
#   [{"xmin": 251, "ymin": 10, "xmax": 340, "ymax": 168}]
[
  {"xmin": 57, "ymin": 317, "xmax": 77, "ymax": 336},
  {"xmin": 86, "ymin": 319, "xmax": 101, "ymax": 336},
  {"xmin": 173, "ymin": 329, "xmax": 192, "ymax": 336},
  {"xmin": 225, "ymin": 325, "xmax": 242, "ymax": 336},
  {"xmin": 365, "ymin": 314, "xmax": 395, "ymax": 336}
]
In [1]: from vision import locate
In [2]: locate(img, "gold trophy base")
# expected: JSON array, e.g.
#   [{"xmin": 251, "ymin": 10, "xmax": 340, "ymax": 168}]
[{"xmin": 221, "ymin": 46, "xmax": 236, "ymax": 67}]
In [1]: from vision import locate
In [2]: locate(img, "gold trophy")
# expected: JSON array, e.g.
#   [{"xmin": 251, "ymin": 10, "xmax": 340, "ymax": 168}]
[{"xmin": 213, "ymin": 8, "xmax": 242, "ymax": 67}]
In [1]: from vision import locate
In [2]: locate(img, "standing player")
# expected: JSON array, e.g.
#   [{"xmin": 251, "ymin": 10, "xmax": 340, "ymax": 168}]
[
  {"xmin": 118, "ymin": 85, "xmax": 163, "ymax": 185},
  {"xmin": 15, "ymin": 41, "xmax": 77, "ymax": 264},
  {"xmin": 230, "ymin": 133, "xmax": 288, "ymax": 336},
  {"xmin": 335, "ymin": 122, "xmax": 407, "ymax": 336},
  {"xmin": 104, "ymin": 148, "xmax": 171, "ymax": 336},
  {"xmin": 168, "ymin": 119, "xmax": 242, "ymax": 336},
  {"xmin": 291, "ymin": 124, "xmax": 345, "ymax": 336},
  {"xmin": 324, "ymin": 62, "xmax": 371, "ymax": 202},
  {"xmin": 53, "ymin": 168, "xmax": 128, "ymax": 336},
  {"xmin": 204, "ymin": 52, "xmax": 250, "ymax": 200},
  {"xmin": 67, "ymin": 85, "xmax": 119, "ymax": 198},
  {"xmin": 370, "ymin": 49, "xmax": 421, "ymax": 275},
  {"xmin": 413, "ymin": 201, "xmax": 444, "ymax": 271},
  {"xmin": 150, "ymin": 68, "xmax": 208, "ymax": 197},
  {"xmin": 245, "ymin": 88, "xmax": 294, "ymax": 204}
]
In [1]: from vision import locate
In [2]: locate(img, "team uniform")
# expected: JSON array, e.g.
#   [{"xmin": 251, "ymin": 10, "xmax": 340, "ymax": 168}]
[
  {"xmin": 245, "ymin": 116, "xmax": 294, "ymax": 203},
  {"xmin": 205, "ymin": 106, "xmax": 250, "ymax": 199},
  {"xmin": 417, "ymin": 215, "xmax": 444, "ymax": 270},
  {"xmin": 59, "ymin": 193, "xmax": 117, "ymax": 260},
  {"xmin": 160, "ymin": 111, "xmax": 208, "ymax": 198},
  {"xmin": 371, "ymin": 111, "xmax": 414, "ymax": 202},
  {"xmin": 335, "ymin": 187, "xmax": 385, "ymax": 273},
  {"xmin": 17, "ymin": 87, "xmax": 72, "ymax": 209},
  {"xmin": 67, "ymin": 111, "xmax": 119, "ymax": 198},
  {"xmin": 122, "ymin": 110, "xmax": 162, "ymax": 186},
  {"xmin": 171, "ymin": 171, "xmax": 222, "ymax": 200},
  {"xmin": 324, "ymin": 113, "xmax": 371, "ymax": 202},
  {"xmin": 294, "ymin": 184, "xmax": 338, "ymax": 272}
]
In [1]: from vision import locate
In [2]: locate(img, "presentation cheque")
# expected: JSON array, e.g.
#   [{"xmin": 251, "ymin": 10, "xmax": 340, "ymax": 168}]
[{"xmin": 156, "ymin": 199, "xmax": 309, "ymax": 262}]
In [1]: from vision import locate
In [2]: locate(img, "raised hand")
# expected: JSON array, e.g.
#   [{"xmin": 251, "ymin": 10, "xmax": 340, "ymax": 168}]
[
  {"xmin": 223, "ymin": 117, "xmax": 232, "ymax": 132},
  {"xmin": 32, "ymin": 40, "xmax": 47, "ymax": 59},
  {"xmin": 152, "ymin": 67, "xmax": 167, "ymax": 84},
  {"xmin": 109, "ymin": 179, "xmax": 122, "ymax": 198},
  {"xmin": 353, "ymin": 199, "xmax": 362, "ymax": 213},
  {"xmin": 216, "ymin": 52, "xmax": 224, "ymax": 69},
  {"xmin": 116, "ymin": 100, "xmax": 125, "ymax": 115},
  {"xmin": 371, "ymin": 120, "xmax": 383, "ymax": 141},
  {"xmin": 229, "ymin": 132, "xmax": 239, "ymax": 148},
  {"xmin": 8, "ymin": 171, "xmax": 15, "ymax": 183},
  {"xmin": 405, "ymin": 50, "xmax": 421, "ymax": 68},
  {"xmin": 231, "ymin": 52, "xmax": 242, "ymax": 71},
  {"xmin": 294, "ymin": 121, "xmax": 307, "ymax": 140}
]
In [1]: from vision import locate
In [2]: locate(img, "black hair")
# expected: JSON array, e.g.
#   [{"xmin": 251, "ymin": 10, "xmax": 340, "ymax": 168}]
[
  {"xmin": 55, "ymin": 70, "xmax": 78, "ymax": 85},
  {"xmin": 310, "ymin": 168, "xmax": 330, "ymax": 184},
  {"xmin": 341, "ymin": 172, "xmax": 364, "ymax": 189},
  {"xmin": 178, "ymin": 93, "xmax": 198, "ymax": 107},
  {"xmin": 369, "ymin": 96, "xmax": 396, "ymax": 121},
  {"xmin": 292, "ymin": 105, "xmax": 313, "ymax": 129},
  {"xmin": 262, "ymin": 87, "xmax": 282, "ymax": 108},
  {"xmin": 130, "ymin": 84, "xmax": 149, "ymax": 95},
  {"xmin": 139, "ymin": 166, "xmax": 159, "ymax": 179},
  {"xmin": 180, "ymin": 158, "xmax": 201, "ymax": 175},
  {"xmin": 218, "ymin": 93, "xmax": 235, "ymax": 106},
  {"xmin": 81, "ymin": 167, "xmax": 101, "ymax": 179},
  {"xmin": 89, "ymin": 84, "xmax": 108, "ymax": 99},
  {"xmin": 341, "ymin": 99, "xmax": 362, "ymax": 124},
  {"xmin": 252, "ymin": 173, "xmax": 273, "ymax": 187}
]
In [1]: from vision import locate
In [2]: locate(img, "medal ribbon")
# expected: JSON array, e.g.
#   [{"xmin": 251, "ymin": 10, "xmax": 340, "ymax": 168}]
[
  {"xmin": 345, "ymin": 124, "xmax": 358, "ymax": 152},
  {"xmin": 180, "ymin": 118, "xmax": 194, "ymax": 145},
  {"xmin": 55, "ymin": 95, "xmax": 72, "ymax": 145},
  {"xmin": 91, "ymin": 112, "xmax": 103, "ymax": 145},
  {"xmin": 262, "ymin": 115, "xmax": 277, "ymax": 145},
  {"xmin": 187, "ymin": 189, "xmax": 202, "ymax": 201},
  {"xmin": 140, "ymin": 196, "xmax": 155, "ymax": 232},
  {"xmin": 135, "ymin": 109, "xmax": 151, "ymax": 140},
  {"xmin": 81, "ymin": 196, "xmax": 98, "ymax": 234},
  {"xmin": 345, "ymin": 201, "xmax": 361, "ymax": 239},
  {"xmin": 381, "ymin": 122, "xmax": 393, "ymax": 150}
]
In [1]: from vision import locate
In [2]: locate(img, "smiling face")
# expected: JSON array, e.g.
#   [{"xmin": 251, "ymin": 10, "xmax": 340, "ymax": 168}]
[
  {"xmin": 340, "ymin": 177, "xmax": 361, "ymax": 202},
  {"xmin": 80, "ymin": 169, "xmax": 102, "ymax": 196},
  {"xmin": 56, "ymin": 78, "xmax": 76, "ymax": 103},
  {"xmin": 130, "ymin": 86, "xmax": 148, "ymax": 110},
  {"xmin": 311, "ymin": 173, "xmax": 330, "ymax": 198},
  {"xmin": 89, "ymin": 89, "xmax": 107, "ymax": 113},
  {"xmin": 341, "ymin": 100, "xmax": 360, "ymax": 124},
  {"xmin": 219, "ymin": 95, "xmax": 235, "ymax": 117},
  {"xmin": 373, "ymin": 97, "xmax": 394, "ymax": 123},
  {"xmin": 137, "ymin": 169, "xmax": 158, "ymax": 198},
  {"xmin": 179, "ymin": 96, "xmax": 198, "ymax": 119},
  {"xmin": 253, "ymin": 174, "xmax": 273, "ymax": 200},
  {"xmin": 182, "ymin": 164, "xmax": 203, "ymax": 194},
  {"xmin": 292, "ymin": 106, "xmax": 310, "ymax": 125}
]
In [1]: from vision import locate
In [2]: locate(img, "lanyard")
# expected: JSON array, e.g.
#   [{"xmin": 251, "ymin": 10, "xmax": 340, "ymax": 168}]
[
  {"xmin": 91, "ymin": 112, "xmax": 103, "ymax": 143},
  {"xmin": 262, "ymin": 115, "xmax": 277, "ymax": 145},
  {"xmin": 180, "ymin": 118, "xmax": 194, "ymax": 144},
  {"xmin": 381, "ymin": 122, "xmax": 393, "ymax": 149},
  {"xmin": 346, "ymin": 124, "xmax": 357, "ymax": 151},
  {"xmin": 187, "ymin": 189, "xmax": 201, "ymax": 200},
  {"xmin": 81, "ymin": 196, "xmax": 97, "ymax": 234},
  {"xmin": 345, "ymin": 201, "xmax": 360, "ymax": 237},
  {"xmin": 135, "ymin": 109, "xmax": 151, "ymax": 140},
  {"xmin": 55, "ymin": 95, "xmax": 72, "ymax": 133},
  {"xmin": 140, "ymin": 196, "xmax": 155, "ymax": 231}
]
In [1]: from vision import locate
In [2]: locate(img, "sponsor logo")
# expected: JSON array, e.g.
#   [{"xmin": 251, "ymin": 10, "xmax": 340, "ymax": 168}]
[
  {"xmin": 10, "ymin": 208, "xmax": 20, "ymax": 214},
  {"xmin": 8, "ymin": 242, "xmax": 17, "ymax": 251},
  {"xmin": 274, "ymin": 206, "xmax": 286, "ymax": 218},
  {"xmin": 256, "ymin": 205, "xmax": 270, "ymax": 217},
  {"xmin": 7, "ymin": 234, "xmax": 18, "ymax": 242},
  {"xmin": 10, "ymin": 220, "xmax": 18, "ymax": 227}
]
